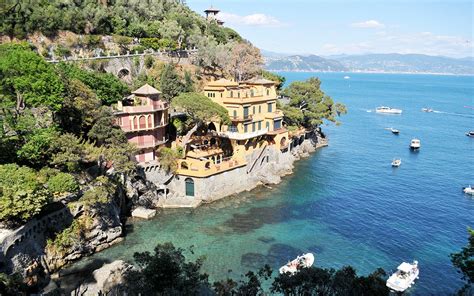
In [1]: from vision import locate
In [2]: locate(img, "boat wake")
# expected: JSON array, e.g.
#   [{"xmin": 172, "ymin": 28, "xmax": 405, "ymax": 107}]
[{"xmin": 432, "ymin": 110, "xmax": 474, "ymax": 118}]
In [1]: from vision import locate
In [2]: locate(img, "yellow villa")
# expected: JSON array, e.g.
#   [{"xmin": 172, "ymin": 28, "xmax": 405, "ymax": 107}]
[{"xmin": 175, "ymin": 78, "xmax": 290, "ymax": 179}]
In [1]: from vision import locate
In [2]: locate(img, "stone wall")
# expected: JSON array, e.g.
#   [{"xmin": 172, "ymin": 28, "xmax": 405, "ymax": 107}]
[{"xmin": 163, "ymin": 133, "xmax": 322, "ymax": 206}]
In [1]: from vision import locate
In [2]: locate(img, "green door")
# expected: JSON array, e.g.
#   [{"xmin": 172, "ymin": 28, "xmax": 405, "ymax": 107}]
[{"xmin": 185, "ymin": 178, "xmax": 194, "ymax": 197}]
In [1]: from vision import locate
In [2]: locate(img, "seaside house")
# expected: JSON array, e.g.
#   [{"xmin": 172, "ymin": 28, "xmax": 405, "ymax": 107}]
[
  {"xmin": 175, "ymin": 78, "xmax": 289, "ymax": 180},
  {"xmin": 115, "ymin": 84, "xmax": 169, "ymax": 163}
]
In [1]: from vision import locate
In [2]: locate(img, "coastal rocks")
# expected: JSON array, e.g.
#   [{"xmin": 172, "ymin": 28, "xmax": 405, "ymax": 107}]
[
  {"xmin": 131, "ymin": 207, "xmax": 157, "ymax": 219},
  {"xmin": 74, "ymin": 260, "xmax": 133, "ymax": 295},
  {"xmin": 125, "ymin": 174, "xmax": 163, "ymax": 210}
]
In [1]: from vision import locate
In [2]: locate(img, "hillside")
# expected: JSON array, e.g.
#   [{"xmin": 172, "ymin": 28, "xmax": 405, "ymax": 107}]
[
  {"xmin": 265, "ymin": 54, "xmax": 347, "ymax": 72},
  {"xmin": 264, "ymin": 53, "xmax": 474, "ymax": 75}
]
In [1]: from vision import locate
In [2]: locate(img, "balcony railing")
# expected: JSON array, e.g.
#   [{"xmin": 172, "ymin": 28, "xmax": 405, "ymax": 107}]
[
  {"xmin": 116, "ymin": 102, "xmax": 169, "ymax": 114},
  {"xmin": 218, "ymin": 128, "xmax": 268, "ymax": 140},
  {"xmin": 230, "ymin": 114, "xmax": 252, "ymax": 122},
  {"xmin": 120, "ymin": 122, "xmax": 168, "ymax": 132},
  {"xmin": 132, "ymin": 138, "xmax": 168, "ymax": 149},
  {"xmin": 176, "ymin": 157, "xmax": 247, "ymax": 177}
]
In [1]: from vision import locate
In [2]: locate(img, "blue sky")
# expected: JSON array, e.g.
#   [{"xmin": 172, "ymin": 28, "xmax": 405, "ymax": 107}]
[{"xmin": 187, "ymin": 0, "xmax": 473, "ymax": 58}]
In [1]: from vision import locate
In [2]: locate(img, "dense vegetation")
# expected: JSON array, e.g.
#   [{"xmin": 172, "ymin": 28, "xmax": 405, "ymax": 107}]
[
  {"xmin": 118, "ymin": 242, "xmax": 390, "ymax": 295},
  {"xmin": 0, "ymin": 43, "xmax": 134, "ymax": 226},
  {"xmin": 1, "ymin": 0, "xmax": 241, "ymax": 48},
  {"xmin": 280, "ymin": 77, "xmax": 347, "ymax": 129},
  {"xmin": 451, "ymin": 228, "xmax": 474, "ymax": 295}
]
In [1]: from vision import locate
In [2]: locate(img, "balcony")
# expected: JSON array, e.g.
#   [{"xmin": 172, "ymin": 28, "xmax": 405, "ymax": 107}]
[
  {"xmin": 218, "ymin": 128, "xmax": 268, "ymax": 140},
  {"xmin": 176, "ymin": 157, "xmax": 247, "ymax": 177},
  {"xmin": 132, "ymin": 138, "xmax": 168, "ymax": 149},
  {"xmin": 266, "ymin": 127, "xmax": 288, "ymax": 136},
  {"xmin": 115, "ymin": 102, "xmax": 169, "ymax": 114},
  {"xmin": 265, "ymin": 110, "xmax": 284, "ymax": 119},
  {"xmin": 230, "ymin": 114, "xmax": 252, "ymax": 122}
]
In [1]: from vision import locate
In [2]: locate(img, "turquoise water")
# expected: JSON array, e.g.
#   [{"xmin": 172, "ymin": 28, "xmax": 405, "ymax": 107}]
[{"xmin": 69, "ymin": 73, "xmax": 474, "ymax": 295}]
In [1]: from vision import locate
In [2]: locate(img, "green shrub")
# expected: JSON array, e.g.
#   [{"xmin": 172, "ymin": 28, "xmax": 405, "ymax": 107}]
[
  {"xmin": 131, "ymin": 45, "xmax": 146, "ymax": 54},
  {"xmin": 54, "ymin": 45, "xmax": 71, "ymax": 58},
  {"xmin": 144, "ymin": 55, "xmax": 154, "ymax": 69},
  {"xmin": 47, "ymin": 172, "xmax": 79, "ymax": 194}
]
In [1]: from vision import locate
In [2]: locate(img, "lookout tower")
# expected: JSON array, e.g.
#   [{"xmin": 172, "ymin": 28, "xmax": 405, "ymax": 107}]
[{"xmin": 204, "ymin": 6, "xmax": 224, "ymax": 25}]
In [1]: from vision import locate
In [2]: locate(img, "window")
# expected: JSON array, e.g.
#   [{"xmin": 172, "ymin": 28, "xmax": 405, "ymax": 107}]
[
  {"xmin": 258, "ymin": 121, "xmax": 262, "ymax": 130},
  {"xmin": 252, "ymin": 122, "xmax": 256, "ymax": 132},
  {"xmin": 233, "ymin": 110, "xmax": 237, "ymax": 118},
  {"xmin": 266, "ymin": 88, "xmax": 270, "ymax": 96},
  {"xmin": 253, "ymin": 106, "xmax": 256, "ymax": 114},
  {"xmin": 244, "ymin": 124, "xmax": 248, "ymax": 133},
  {"xmin": 274, "ymin": 119, "xmax": 282, "ymax": 130},
  {"xmin": 185, "ymin": 178, "xmax": 194, "ymax": 196},
  {"xmin": 139, "ymin": 116, "xmax": 146, "ymax": 129},
  {"xmin": 250, "ymin": 89, "xmax": 255, "ymax": 97},
  {"xmin": 266, "ymin": 122, "xmax": 269, "ymax": 129},
  {"xmin": 243, "ymin": 106, "xmax": 249, "ymax": 119},
  {"xmin": 268, "ymin": 103, "xmax": 273, "ymax": 112},
  {"xmin": 229, "ymin": 125, "xmax": 238, "ymax": 132},
  {"xmin": 238, "ymin": 92, "xmax": 240, "ymax": 98},
  {"xmin": 230, "ymin": 91, "xmax": 233, "ymax": 98},
  {"xmin": 259, "ymin": 105, "xmax": 261, "ymax": 113}
]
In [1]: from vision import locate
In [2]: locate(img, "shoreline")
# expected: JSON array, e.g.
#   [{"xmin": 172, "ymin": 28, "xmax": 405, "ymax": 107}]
[{"xmin": 267, "ymin": 69, "xmax": 474, "ymax": 76}]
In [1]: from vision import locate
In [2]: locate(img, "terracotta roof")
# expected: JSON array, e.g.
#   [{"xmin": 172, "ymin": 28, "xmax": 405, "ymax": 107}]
[
  {"xmin": 206, "ymin": 78, "xmax": 239, "ymax": 87},
  {"xmin": 244, "ymin": 78, "xmax": 276, "ymax": 85},
  {"xmin": 132, "ymin": 84, "xmax": 161, "ymax": 95}
]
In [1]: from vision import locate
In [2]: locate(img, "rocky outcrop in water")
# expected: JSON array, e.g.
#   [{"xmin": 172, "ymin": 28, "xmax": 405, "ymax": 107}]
[{"xmin": 73, "ymin": 260, "xmax": 132, "ymax": 295}]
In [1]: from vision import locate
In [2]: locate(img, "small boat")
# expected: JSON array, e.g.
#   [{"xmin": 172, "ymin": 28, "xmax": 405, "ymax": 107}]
[
  {"xmin": 279, "ymin": 253, "xmax": 314, "ymax": 275},
  {"xmin": 421, "ymin": 108, "xmax": 433, "ymax": 112},
  {"xmin": 463, "ymin": 185, "xmax": 474, "ymax": 195},
  {"xmin": 392, "ymin": 158, "xmax": 401, "ymax": 167},
  {"xmin": 386, "ymin": 261, "xmax": 419, "ymax": 292},
  {"xmin": 466, "ymin": 131, "xmax": 474, "ymax": 137},
  {"xmin": 410, "ymin": 138, "xmax": 421, "ymax": 150},
  {"xmin": 390, "ymin": 128, "xmax": 400, "ymax": 134},
  {"xmin": 344, "ymin": 75, "xmax": 350, "ymax": 79},
  {"xmin": 376, "ymin": 106, "xmax": 403, "ymax": 114}
]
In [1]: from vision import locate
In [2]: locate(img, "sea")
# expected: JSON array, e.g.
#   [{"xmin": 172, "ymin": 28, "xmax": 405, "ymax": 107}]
[{"xmin": 63, "ymin": 72, "xmax": 474, "ymax": 295}]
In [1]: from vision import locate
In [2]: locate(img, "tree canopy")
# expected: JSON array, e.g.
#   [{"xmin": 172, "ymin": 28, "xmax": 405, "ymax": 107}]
[
  {"xmin": 1, "ymin": 0, "xmax": 241, "ymax": 48},
  {"xmin": 281, "ymin": 77, "xmax": 347, "ymax": 128},
  {"xmin": 451, "ymin": 228, "xmax": 474, "ymax": 294},
  {"xmin": 0, "ymin": 43, "xmax": 64, "ymax": 111}
]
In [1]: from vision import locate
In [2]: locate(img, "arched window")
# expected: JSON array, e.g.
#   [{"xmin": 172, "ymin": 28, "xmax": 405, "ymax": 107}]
[
  {"xmin": 147, "ymin": 115, "xmax": 152, "ymax": 128},
  {"xmin": 205, "ymin": 162, "xmax": 211, "ymax": 169},
  {"xmin": 185, "ymin": 178, "xmax": 195, "ymax": 197},
  {"xmin": 139, "ymin": 116, "xmax": 146, "ymax": 129},
  {"xmin": 133, "ymin": 117, "xmax": 138, "ymax": 129}
]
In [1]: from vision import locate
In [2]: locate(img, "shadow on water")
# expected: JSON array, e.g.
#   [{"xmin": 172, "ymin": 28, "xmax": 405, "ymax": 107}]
[
  {"xmin": 240, "ymin": 243, "xmax": 325, "ymax": 270},
  {"xmin": 56, "ymin": 258, "xmax": 111, "ymax": 293}
]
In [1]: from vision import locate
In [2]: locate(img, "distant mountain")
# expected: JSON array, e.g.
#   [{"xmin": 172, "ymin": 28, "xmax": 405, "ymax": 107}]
[
  {"xmin": 264, "ymin": 52, "xmax": 474, "ymax": 75},
  {"xmin": 335, "ymin": 53, "xmax": 474, "ymax": 74},
  {"xmin": 264, "ymin": 54, "xmax": 347, "ymax": 72}
]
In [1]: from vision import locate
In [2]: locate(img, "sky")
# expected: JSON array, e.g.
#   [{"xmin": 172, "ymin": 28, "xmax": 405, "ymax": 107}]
[{"xmin": 187, "ymin": 0, "xmax": 473, "ymax": 58}]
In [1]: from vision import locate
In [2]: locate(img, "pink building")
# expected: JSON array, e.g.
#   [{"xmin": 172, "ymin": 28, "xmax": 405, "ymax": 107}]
[{"xmin": 115, "ymin": 84, "xmax": 169, "ymax": 163}]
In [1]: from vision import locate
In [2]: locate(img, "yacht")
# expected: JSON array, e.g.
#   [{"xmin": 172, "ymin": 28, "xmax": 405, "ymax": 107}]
[
  {"xmin": 410, "ymin": 138, "xmax": 421, "ymax": 150},
  {"xmin": 390, "ymin": 128, "xmax": 400, "ymax": 134},
  {"xmin": 466, "ymin": 131, "xmax": 474, "ymax": 137},
  {"xmin": 386, "ymin": 261, "xmax": 419, "ymax": 292},
  {"xmin": 463, "ymin": 185, "xmax": 474, "ymax": 195},
  {"xmin": 344, "ymin": 75, "xmax": 350, "ymax": 79},
  {"xmin": 376, "ymin": 106, "xmax": 403, "ymax": 114},
  {"xmin": 392, "ymin": 158, "xmax": 401, "ymax": 167},
  {"xmin": 279, "ymin": 253, "xmax": 314, "ymax": 275},
  {"xmin": 421, "ymin": 108, "xmax": 434, "ymax": 113}
]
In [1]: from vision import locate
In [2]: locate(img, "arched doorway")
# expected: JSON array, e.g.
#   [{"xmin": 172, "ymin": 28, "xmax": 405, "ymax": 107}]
[
  {"xmin": 185, "ymin": 178, "xmax": 194, "ymax": 197},
  {"xmin": 208, "ymin": 122, "xmax": 217, "ymax": 132}
]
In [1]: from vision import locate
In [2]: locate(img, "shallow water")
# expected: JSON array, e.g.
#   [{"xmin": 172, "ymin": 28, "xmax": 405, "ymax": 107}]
[{"xmin": 68, "ymin": 73, "xmax": 474, "ymax": 295}]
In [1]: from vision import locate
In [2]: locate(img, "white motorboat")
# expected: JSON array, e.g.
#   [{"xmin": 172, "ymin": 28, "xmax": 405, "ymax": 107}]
[
  {"xmin": 410, "ymin": 138, "xmax": 421, "ymax": 150},
  {"xmin": 344, "ymin": 75, "xmax": 350, "ymax": 79},
  {"xmin": 392, "ymin": 158, "xmax": 401, "ymax": 167},
  {"xmin": 466, "ymin": 131, "xmax": 474, "ymax": 137},
  {"xmin": 390, "ymin": 128, "xmax": 400, "ymax": 134},
  {"xmin": 386, "ymin": 261, "xmax": 419, "ymax": 292},
  {"xmin": 376, "ymin": 106, "xmax": 403, "ymax": 114},
  {"xmin": 279, "ymin": 253, "xmax": 314, "ymax": 275},
  {"xmin": 463, "ymin": 185, "xmax": 474, "ymax": 195},
  {"xmin": 421, "ymin": 108, "xmax": 433, "ymax": 112}
]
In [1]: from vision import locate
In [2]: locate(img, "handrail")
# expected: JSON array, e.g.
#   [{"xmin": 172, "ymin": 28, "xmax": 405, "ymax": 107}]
[{"xmin": 247, "ymin": 143, "xmax": 267, "ymax": 174}]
